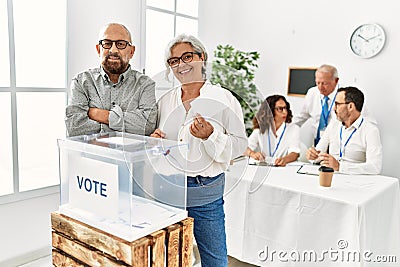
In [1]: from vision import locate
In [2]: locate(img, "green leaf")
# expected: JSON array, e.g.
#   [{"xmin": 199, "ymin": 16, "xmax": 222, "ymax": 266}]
[{"xmin": 210, "ymin": 44, "xmax": 261, "ymax": 134}]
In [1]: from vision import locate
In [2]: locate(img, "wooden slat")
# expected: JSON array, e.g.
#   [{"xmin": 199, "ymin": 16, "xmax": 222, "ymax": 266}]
[
  {"xmin": 52, "ymin": 232, "xmax": 128, "ymax": 267},
  {"xmin": 51, "ymin": 211, "xmax": 133, "ymax": 265},
  {"xmin": 166, "ymin": 225, "xmax": 181, "ymax": 267},
  {"xmin": 51, "ymin": 211, "xmax": 194, "ymax": 267},
  {"xmin": 180, "ymin": 217, "xmax": 194, "ymax": 267},
  {"xmin": 131, "ymin": 238, "xmax": 150, "ymax": 267},
  {"xmin": 150, "ymin": 229, "xmax": 166, "ymax": 267},
  {"xmin": 52, "ymin": 249, "xmax": 85, "ymax": 267}
]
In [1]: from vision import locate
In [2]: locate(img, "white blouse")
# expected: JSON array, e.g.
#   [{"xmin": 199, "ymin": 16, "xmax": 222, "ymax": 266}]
[
  {"xmin": 156, "ymin": 81, "xmax": 248, "ymax": 177},
  {"xmin": 248, "ymin": 122, "xmax": 301, "ymax": 158}
]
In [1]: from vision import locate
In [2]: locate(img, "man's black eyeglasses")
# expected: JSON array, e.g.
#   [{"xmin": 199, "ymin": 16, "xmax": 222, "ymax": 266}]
[
  {"xmin": 334, "ymin": 102, "xmax": 350, "ymax": 107},
  {"xmin": 99, "ymin": 39, "xmax": 132, "ymax": 50},
  {"xmin": 167, "ymin": 52, "xmax": 202, "ymax": 68}
]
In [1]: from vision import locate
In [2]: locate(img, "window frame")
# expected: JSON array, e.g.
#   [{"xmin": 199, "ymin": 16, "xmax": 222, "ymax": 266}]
[
  {"xmin": 141, "ymin": 0, "xmax": 199, "ymax": 74},
  {"xmin": 0, "ymin": 0, "xmax": 66, "ymax": 204}
]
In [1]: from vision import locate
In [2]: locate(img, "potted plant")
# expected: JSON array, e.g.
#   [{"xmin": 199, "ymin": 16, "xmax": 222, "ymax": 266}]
[{"xmin": 210, "ymin": 44, "xmax": 262, "ymax": 135}]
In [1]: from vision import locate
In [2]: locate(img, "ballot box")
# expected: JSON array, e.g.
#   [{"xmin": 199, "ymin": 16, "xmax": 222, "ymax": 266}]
[{"xmin": 57, "ymin": 132, "xmax": 188, "ymax": 242}]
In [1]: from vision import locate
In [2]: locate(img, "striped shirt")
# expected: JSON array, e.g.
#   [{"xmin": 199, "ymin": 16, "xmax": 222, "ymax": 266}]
[{"xmin": 66, "ymin": 66, "xmax": 157, "ymax": 136}]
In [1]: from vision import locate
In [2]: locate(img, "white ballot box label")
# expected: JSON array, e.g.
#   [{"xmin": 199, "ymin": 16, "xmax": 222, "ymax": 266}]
[{"xmin": 68, "ymin": 155, "xmax": 119, "ymax": 219}]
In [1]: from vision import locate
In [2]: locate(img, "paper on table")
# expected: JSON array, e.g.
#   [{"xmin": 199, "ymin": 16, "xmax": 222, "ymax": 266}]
[
  {"xmin": 96, "ymin": 136, "xmax": 145, "ymax": 146},
  {"xmin": 286, "ymin": 161, "xmax": 306, "ymax": 166},
  {"xmin": 248, "ymin": 157, "xmax": 275, "ymax": 166},
  {"xmin": 190, "ymin": 89, "xmax": 230, "ymax": 118},
  {"xmin": 297, "ymin": 164, "xmax": 320, "ymax": 176}
]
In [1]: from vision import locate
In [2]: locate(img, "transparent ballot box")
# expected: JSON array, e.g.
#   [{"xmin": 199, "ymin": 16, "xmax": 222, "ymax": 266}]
[{"xmin": 58, "ymin": 132, "xmax": 188, "ymax": 241}]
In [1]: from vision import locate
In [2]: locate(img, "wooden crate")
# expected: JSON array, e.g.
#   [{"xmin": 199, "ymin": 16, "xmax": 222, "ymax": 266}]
[{"xmin": 51, "ymin": 211, "xmax": 194, "ymax": 267}]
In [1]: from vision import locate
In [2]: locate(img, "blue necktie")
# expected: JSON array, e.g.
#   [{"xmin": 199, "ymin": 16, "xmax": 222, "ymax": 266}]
[{"xmin": 315, "ymin": 96, "xmax": 329, "ymax": 145}]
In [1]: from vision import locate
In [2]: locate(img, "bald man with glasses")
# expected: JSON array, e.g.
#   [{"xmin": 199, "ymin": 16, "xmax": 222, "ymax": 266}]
[{"xmin": 66, "ymin": 22, "xmax": 157, "ymax": 137}]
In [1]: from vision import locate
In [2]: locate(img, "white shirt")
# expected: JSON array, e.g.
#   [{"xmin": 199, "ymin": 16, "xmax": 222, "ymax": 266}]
[
  {"xmin": 293, "ymin": 86, "xmax": 338, "ymax": 139},
  {"xmin": 156, "ymin": 81, "xmax": 248, "ymax": 177},
  {"xmin": 293, "ymin": 86, "xmax": 376, "ymax": 140},
  {"xmin": 248, "ymin": 122, "xmax": 301, "ymax": 158},
  {"xmin": 316, "ymin": 116, "xmax": 382, "ymax": 174}
]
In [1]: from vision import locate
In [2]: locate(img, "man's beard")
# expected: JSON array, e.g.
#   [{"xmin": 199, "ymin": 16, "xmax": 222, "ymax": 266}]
[{"xmin": 102, "ymin": 53, "xmax": 129, "ymax": 74}]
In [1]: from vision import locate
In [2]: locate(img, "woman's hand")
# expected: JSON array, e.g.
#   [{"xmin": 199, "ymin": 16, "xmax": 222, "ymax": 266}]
[
  {"xmin": 150, "ymin": 128, "xmax": 166, "ymax": 138},
  {"xmin": 190, "ymin": 114, "xmax": 214, "ymax": 140},
  {"xmin": 249, "ymin": 151, "xmax": 266, "ymax": 161},
  {"xmin": 274, "ymin": 157, "xmax": 287, "ymax": 166}
]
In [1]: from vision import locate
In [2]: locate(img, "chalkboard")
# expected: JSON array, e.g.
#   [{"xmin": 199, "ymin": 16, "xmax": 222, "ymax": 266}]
[{"xmin": 287, "ymin": 67, "xmax": 317, "ymax": 97}]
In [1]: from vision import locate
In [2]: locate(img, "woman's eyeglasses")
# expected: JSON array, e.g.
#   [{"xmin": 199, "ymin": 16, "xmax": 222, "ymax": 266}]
[
  {"xmin": 167, "ymin": 52, "xmax": 202, "ymax": 68},
  {"xmin": 274, "ymin": 106, "xmax": 287, "ymax": 113}
]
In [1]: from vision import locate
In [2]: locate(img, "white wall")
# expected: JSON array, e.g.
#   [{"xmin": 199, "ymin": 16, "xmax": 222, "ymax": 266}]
[
  {"xmin": 0, "ymin": 193, "xmax": 59, "ymax": 265},
  {"xmin": 199, "ymin": 0, "xmax": 400, "ymax": 178},
  {"xmin": 67, "ymin": 0, "xmax": 143, "ymax": 89}
]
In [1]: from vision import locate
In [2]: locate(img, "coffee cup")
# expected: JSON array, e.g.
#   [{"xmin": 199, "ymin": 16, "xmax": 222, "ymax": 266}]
[{"xmin": 318, "ymin": 166, "xmax": 334, "ymax": 187}]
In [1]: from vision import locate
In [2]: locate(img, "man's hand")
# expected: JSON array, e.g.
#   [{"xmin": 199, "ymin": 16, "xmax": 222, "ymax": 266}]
[
  {"xmin": 318, "ymin": 152, "xmax": 339, "ymax": 171},
  {"xmin": 88, "ymin": 108, "xmax": 109, "ymax": 124},
  {"xmin": 306, "ymin": 147, "xmax": 320, "ymax": 161}
]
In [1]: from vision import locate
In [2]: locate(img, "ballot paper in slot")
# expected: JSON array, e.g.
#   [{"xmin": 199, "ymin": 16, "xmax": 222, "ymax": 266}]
[{"xmin": 190, "ymin": 88, "xmax": 230, "ymax": 118}]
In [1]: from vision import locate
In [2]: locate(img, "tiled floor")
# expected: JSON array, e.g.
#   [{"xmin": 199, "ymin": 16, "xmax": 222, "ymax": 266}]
[
  {"xmin": 20, "ymin": 255, "xmax": 256, "ymax": 267},
  {"xmin": 228, "ymin": 256, "xmax": 258, "ymax": 266}
]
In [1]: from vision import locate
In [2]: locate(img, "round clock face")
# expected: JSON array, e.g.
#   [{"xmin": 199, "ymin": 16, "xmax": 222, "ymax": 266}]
[{"xmin": 350, "ymin": 23, "xmax": 386, "ymax": 58}]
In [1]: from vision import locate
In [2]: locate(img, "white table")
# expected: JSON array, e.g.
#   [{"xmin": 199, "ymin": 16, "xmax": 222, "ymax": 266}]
[{"xmin": 224, "ymin": 159, "xmax": 400, "ymax": 266}]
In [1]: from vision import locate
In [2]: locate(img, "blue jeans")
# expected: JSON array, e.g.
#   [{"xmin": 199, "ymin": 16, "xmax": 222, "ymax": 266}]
[{"xmin": 187, "ymin": 173, "xmax": 228, "ymax": 267}]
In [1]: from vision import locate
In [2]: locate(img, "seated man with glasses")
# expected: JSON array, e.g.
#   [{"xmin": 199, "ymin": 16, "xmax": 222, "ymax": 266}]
[
  {"xmin": 306, "ymin": 86, "xmax": 382, "ymax": 174},
  {"xmin": 66, "ymin": 22, "xmax": 156, "ymax": 137},
  {"xmin": 245, "ymin": 94, "xmax": 300, "ymax": 166}
]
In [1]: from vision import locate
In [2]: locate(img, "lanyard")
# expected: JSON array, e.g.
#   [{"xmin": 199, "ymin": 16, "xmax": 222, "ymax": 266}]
[
  {"xmin": 339, "ymin": 118, "xmax": 364, "ymax": 159},
  {"xmin": 320, "ymin": 92, "xmax": 337, "ymax": 125},
  {"xmin": 268, "ymin": 123, "xmax": 286, "ymax": 157}
]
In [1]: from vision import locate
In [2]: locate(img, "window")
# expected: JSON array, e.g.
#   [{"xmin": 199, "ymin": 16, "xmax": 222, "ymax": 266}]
[
  {"xmin": 0, "ymin": 0, "xmax": 66, "ymax": 201},
  {"xmin": 145, "ymin": 0, "xmax": 199, "ymax": 78},
  {"xmin": 0, "ymin": 0, "xmax": 9, "ymax": 86},
  {"xmin": 0, "ymin": 92, "xmax": 13, "ymax": 196}
]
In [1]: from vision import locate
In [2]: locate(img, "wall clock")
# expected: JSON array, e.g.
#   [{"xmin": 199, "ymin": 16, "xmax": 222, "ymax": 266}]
[{"xmin": 350, "ymin": 23, "xmax": 386, "ymax": 58}]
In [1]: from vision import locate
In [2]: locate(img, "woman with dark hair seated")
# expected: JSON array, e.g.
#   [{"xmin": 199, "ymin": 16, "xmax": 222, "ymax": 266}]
[{"xmin": 245, "ymin": 94, "xmax": 300, "ymax": 166}]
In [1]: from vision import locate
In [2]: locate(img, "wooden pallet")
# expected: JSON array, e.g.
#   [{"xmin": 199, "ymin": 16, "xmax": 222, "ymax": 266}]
[{"xmin": 51, "ymin": 211, "xmax": 194, "ymax": 267}]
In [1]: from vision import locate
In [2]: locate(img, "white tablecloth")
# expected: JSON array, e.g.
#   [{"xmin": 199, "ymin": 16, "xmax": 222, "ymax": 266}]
[{"xmin": 224, "ymin": 159, "xmax": 400, "ymax": 266}]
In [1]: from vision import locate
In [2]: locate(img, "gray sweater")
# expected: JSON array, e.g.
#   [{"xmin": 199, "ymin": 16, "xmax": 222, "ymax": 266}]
[{"xmin": 65, "ymin": 66, "xmax": 157, "ymax": 137}]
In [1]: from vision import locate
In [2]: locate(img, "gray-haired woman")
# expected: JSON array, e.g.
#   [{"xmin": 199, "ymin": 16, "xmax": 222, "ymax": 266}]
[{"xmin": 151, "ymin": 34, "xmax": 247, "ymax": 266}]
